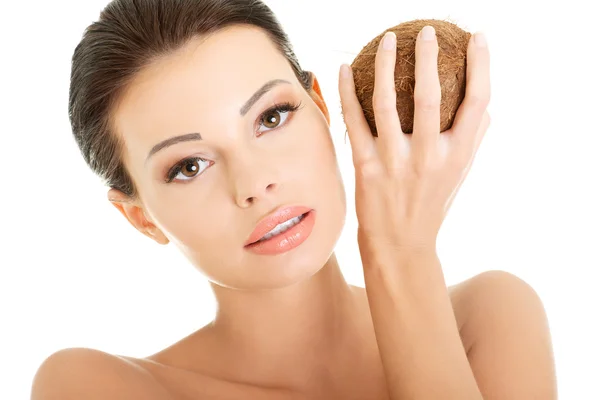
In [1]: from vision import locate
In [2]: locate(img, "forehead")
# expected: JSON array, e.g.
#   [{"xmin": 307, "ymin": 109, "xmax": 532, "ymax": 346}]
[
  {"xmin": 113, "ymin": 25, "xmax": 297, "ymax": 159},
  {"xmin": 117, "ymin": 25, "xmax": 293, "ymax": 112}
]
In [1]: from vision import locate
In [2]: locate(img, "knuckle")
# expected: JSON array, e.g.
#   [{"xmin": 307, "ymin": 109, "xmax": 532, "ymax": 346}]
[
  {"xmin": 372, "ymin": 93, "xmax": 397, "ymax": 112},
  {"xmin": 414, "ymin": 91, "xmax": 441, "ymax": 112},
  {"xmin": 356, "ymin": 159, "xmax": 383, "ymax": 182},
  {"xmin": 413, "ymin": 153, "xmax": 437, "ymax": 174},
  {"xmin": 341, "ymin": 110, "xmax": 354, "ymax": 126},
  {"xmin": 423, "ymin": 157, "xmax": 440, "ymax": 172},
  {"xmin": 342, "ymin": 107, "xmax": 361, "ymax": 127},
  {"xmin": 466, "ymin": 93, "xmax": 490, "ymax": 110}
]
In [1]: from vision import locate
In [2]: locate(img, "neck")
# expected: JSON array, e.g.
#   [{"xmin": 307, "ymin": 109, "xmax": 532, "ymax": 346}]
[{"xmin": 208, "ymin": 253, "xmax": 366, "ymax": 383}]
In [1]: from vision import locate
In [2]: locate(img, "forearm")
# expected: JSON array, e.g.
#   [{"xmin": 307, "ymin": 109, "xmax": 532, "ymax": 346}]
[{"xmin": 361, "ymin": 244, "xmax": 483, "ymax": 400}]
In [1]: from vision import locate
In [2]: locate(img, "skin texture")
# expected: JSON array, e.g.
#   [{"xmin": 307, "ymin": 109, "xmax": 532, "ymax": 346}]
[{"xmin": 31, "ymin": 25, "xmax": 556, "ymax": 400}]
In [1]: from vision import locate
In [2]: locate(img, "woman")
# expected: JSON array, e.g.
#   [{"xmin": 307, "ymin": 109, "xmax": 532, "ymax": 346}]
[{"xmin": 31, "ymin": 0, "xmax": 557, "ymax": 399}]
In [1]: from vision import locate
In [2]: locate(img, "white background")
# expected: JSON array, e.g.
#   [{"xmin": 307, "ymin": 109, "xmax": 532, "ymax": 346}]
[{"xmin": 1, "ymin": 0, "xmax": 598, "ymax": 398}]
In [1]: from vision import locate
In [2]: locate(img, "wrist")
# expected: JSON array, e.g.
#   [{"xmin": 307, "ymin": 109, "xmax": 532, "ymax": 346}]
[{"xmin": 358, "ymin": 228, "xmax": 437, "ymax": 256}]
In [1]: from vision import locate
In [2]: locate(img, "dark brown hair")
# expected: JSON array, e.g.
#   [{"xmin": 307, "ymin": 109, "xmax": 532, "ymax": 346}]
[{"xmin": 69, "ymin": 0, "xmax": 313, "ymax": 199}]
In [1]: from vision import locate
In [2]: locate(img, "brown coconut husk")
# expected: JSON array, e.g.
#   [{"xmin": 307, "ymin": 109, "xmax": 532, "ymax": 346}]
[{"xmin": 350, "ymin": 19, "xmax": 471, "ymax": 136}]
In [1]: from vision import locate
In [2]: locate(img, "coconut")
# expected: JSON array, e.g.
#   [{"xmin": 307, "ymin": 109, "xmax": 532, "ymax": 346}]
[{"xmin": 350, "ymin": 19, "xmax": 471, "ymax": 136}]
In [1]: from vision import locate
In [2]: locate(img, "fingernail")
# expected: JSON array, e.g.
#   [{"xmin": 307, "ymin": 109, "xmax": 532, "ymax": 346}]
[
  {"xmin": 383, "ymin": 32, "xmax": 396, "ymax": 50},
  {"xmin": 419, "ymin": 26, "xmax": 436, "ymax": 41},
  {"xmin": 474, "ymin": 32, "xmax": 487, "ymax": 47},
  {"xmin": 340, "ymin": 64, "xmax": 351, "ymax": 79}
]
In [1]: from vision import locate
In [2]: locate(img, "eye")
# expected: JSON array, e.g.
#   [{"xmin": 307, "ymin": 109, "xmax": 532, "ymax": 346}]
[
  {"xmin": 165, "ymin": 157, "xmax": 212, "ymax": 183},
  {"xmin": 257, "ymin": 101, "xmax": 302, "ymax": 134}
]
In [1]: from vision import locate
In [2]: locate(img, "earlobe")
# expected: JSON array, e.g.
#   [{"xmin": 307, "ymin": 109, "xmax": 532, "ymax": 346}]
[
  {"xmin": 147, "ymin": 228, "xmax": 170, "ymax": 245},
  {"xmin": 308, "ymin": 72, "xmax": 330, "ymax": 125}
]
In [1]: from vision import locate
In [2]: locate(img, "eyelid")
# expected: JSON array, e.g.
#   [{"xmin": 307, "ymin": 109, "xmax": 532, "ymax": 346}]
[
  {"xmin": 252, "ymin": 87, "xmax": 298, "ymax": 117},
  {"xmin": 165, "ymin": 156, "xmax": 211, "ymax": 183},
  {"xmin": 163, "ymin": 97, "xmax": 302, "ymax": 184},
  {"xmin": 255, "ymin": 100, "xmax": 303, "ymax": 133}
]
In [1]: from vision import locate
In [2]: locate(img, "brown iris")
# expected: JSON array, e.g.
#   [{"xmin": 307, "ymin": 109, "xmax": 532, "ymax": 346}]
[
  {"xmin": 262, "ymin": 110, "xmax": 281, "ymax": 129},
  {"xmin": 181, "ymin": 161, "xmax": 200, "ymax": 178}
]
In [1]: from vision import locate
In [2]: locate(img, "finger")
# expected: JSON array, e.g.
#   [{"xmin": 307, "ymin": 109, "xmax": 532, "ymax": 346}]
[
  {"xmin": 412, "ymin": 25, "xmax": 442, "ymax": 158},
  {"xmin": 339, "ymin": 63, "xmax": 376, "ymax": 166},
  {"xmin": 473, "ymin": 110, "xmax": 491, "ymax": 154},
  {"xmin": 444, "ymin": 111, "xmax": 491, "ymax": 213},
  {"xmin": 461, "ymin": 111, "xmax": 490, "ymax": 177},
  {"xmin": 451, "ymin": 32, "xmax": 491, "ymax": 158},
  {"xmin": 372, "ymin": 31, "xmax": 406, "ymax": 167}
]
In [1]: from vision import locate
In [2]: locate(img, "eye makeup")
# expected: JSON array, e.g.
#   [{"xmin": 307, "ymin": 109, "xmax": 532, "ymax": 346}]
[{"xmin": 162, "ymin": 99, "xmax": 304, "ymax": 184}]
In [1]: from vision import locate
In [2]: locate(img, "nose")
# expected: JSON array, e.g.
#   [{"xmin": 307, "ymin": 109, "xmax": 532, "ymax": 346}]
[
  {"xmin": 231, "ymin": 157, "xmax": 280, "ymax": 208},
  {"xmin": 236, "ymin": 181, "xmax": 278, "ymax": 207}
]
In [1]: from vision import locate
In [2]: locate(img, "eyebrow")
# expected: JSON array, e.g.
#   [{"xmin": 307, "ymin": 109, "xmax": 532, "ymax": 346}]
[{"xmin": 145, "ymin": 78, "xmax": 292, "ymax": 164}]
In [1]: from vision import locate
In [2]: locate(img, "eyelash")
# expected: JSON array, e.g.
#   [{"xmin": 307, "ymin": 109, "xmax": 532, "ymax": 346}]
[{"xmin": 164, "ymin": 100, "xmax": 303, "ymax": 183}]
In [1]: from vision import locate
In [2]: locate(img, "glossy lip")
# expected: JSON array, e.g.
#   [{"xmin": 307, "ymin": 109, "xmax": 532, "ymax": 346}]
[
  {"xmin": 244, "ymin": 205, "xmax": 313, "ymax": 246},
  {"xmin": 244, "ymin": 210, "xmax": 316, "ymax": 255}
]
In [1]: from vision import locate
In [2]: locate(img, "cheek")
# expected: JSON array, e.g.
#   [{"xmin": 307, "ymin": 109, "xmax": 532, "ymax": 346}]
[
  {"xmin": 293, "ymin": 109, "xmax": 336, "ymax": 157},
  {"xmin": 154, "ymin": 200, "xmax": 232, "ymax": 250},
  {"xmin": 298, "ymin": 135, "xmax": 341, "ymax": 196},
  {"xmin": 308, "ymin": 124, "xmax": 338, "ymax": 169}
]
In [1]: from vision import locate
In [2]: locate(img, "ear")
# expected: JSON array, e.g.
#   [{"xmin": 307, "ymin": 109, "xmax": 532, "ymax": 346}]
[
  {"xmin": 107, "ymin": 188, "xmax": 170, "ymax": 245},
  {"xmin": 307, "ymin": 72, "xmax": 330, "ymax": 126}
]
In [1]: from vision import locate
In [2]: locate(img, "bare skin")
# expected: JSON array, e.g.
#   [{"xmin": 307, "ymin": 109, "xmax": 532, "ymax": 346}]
[
  {"xmin": 31, "ymin": 25, "xmax": 556, "ymax": 400},
  {"xmin": 32, "ymin": 272, "xmax": 553, "ymax": 399}
]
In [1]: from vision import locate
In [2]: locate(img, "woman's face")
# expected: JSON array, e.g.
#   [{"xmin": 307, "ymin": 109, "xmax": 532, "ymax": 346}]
[{"xmin": 111, "ymin": 25, "xmax": 346, "ymax": 290}]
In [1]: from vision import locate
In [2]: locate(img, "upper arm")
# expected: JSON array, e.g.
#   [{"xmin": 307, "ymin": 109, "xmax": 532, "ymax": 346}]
[
  {"xmin": 451, "ymin": 270, "xmax": 558, "ymax": 399},
  {"xmin": 31, "ymin": 348, "xmax": 174, "ymax": 400}
]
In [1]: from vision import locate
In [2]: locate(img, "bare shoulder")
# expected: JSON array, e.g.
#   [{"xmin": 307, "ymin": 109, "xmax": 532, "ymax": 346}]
[
  {"xmin": 448, "ymin": 269, "xmax": 546, "ymax": 327},
  {"xmin": 448, "ymin": 270, "xmax": 557, "ymax": 398},
  {"xmin": 31, "ymin": 347, "xmax": 174, "ymax": 400},
  {"xmin": 447, "ymin": 269, "xmax": 547, "ymax": 344},
  {"xmin": 448, "ymin": 269, "xmax": 540, "ymax": 308}
]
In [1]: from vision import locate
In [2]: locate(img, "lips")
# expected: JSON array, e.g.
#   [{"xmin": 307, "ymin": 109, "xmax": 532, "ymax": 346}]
[{"xmin": 244, "ymin": 205, "xmax": 313, "ymax": 246}]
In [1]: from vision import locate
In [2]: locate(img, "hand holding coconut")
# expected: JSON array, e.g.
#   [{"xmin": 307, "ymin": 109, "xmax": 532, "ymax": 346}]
[
  {"xmin": 339, "ymin": 22, "xmax": 491, "ymax": 251},
  {"xmin": 339, "ymin": 21, "xmax": 491, "ymax": 398}
]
